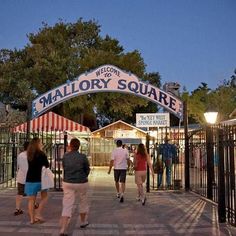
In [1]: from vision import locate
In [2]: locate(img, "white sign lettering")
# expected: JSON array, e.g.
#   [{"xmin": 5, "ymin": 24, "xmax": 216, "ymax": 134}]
[
  {"xmin": 136, "ymin": 113, "xmax": 170, "ymax": 127},
  {"xmin": 32, "ymin": 65, "xmax": 183, "ymax": 119}
]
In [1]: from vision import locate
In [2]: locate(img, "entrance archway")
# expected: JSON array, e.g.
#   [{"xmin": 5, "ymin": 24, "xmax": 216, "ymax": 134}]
[
  {"xmin": 32, "ymin": 64, "xmax": 183, "ymax": 119},
  {"xmin": 31, "ymin": 64, "xmax": 185, "ymax": 191}
]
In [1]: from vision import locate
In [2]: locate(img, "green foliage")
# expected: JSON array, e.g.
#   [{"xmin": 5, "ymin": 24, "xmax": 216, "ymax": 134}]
[
  {"xmin": 1, "ymin": 18, "xmax": 234, "ymax": 128},
  {"xmin": 181, "ymin": 80, "xmax": 236, "ymax": 124},
  {"xmin": 0, "ymin": 19, "xmax": 161, "ymax": 128},
  {"xmin": 0, "ymin": 49, "xmax": 33, "ymax": 106}
]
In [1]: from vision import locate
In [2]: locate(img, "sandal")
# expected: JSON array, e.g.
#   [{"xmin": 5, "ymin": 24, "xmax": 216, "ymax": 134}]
[
  {"xmin": 34, "ymin": 218, "xmax": 45, "ymax": 224},
  {"xmin": 34, "ymin": 202, "xmax": 39, "ymax": 209},
  {"xmin": 14, "ymin": 209, "xmax": 23, "ymax": 216}
]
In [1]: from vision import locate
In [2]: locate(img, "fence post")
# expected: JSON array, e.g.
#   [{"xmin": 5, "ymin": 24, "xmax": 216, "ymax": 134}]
[
  {"xmin": 64, "ymin": 131, "xmax": 68, "ymax": 153},
  {"xmin": 11, "ymin": 133, "xmax": 17, "ymax": 179},
  {"xmin": 184, "ymin": 101, "xmax": 190, "ymax": 190},
  {"xmin": 146, "ymin": 133, "xmax": 150, "ymax": 193},
  {"xmin": 218, "ymin": 128, "xmax": 226, "ymax": 223}
]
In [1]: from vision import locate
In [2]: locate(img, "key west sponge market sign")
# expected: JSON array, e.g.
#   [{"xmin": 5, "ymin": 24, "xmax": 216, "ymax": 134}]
[{"xmin": 32, "ymin": 65, "xmax": 183, "ymax": 119}]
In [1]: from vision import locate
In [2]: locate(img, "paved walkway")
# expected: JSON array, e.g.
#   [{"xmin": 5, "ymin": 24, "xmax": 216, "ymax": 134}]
[{"xmin": 0, "ymin": 167, "xmax": 235, "ymax": 236}]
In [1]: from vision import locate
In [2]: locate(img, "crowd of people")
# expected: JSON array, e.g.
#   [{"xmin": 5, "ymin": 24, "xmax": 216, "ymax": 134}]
[
  {"xmin": 15, "ymin": 137, "xmax": 90, "ymax": 236},
  {"xmin": 14, "ymin": 137, "xmax": 176, "ymax": 236}
]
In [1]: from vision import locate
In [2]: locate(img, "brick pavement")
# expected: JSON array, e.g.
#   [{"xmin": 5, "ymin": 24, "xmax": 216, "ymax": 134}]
[{"xmin": 0, "ymin": 167, "xmax": 235, "ymax": 236}]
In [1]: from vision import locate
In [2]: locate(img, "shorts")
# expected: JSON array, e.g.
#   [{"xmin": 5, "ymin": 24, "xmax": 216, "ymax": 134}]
[
  {"xmin": 17, "ymin": 183, "xmax": 25, "ymax": 196},
  {"xmin": 114, "ymin": 169, "xmax": 127, "ymax": 183},
  {"xmin": 25, "ymin": 182, "xmax": 42, "ymax": 196},
  {"xmin": 135, "ymin": 171, "xmax": 146, "ymax": 185},
  {"xmin": 62, "ymin": 181, "xmax": 89, "ymax": 217}
]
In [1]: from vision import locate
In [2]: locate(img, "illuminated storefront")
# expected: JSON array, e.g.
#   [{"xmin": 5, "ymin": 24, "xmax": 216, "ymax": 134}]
[{"xmin": 90, "ymin": 120, "xmax": 147, "ymax": 166}]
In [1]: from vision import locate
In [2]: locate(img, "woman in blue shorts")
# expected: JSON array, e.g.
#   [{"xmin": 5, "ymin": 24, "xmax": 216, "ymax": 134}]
[{"xmin": 25, "ymin": 137, "xmax": 49, "ymax": 224}]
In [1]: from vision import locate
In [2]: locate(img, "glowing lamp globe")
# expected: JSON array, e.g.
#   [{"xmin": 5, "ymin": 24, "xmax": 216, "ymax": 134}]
[{"xmin": 204, "ymin": 111, "xmax": 218, "ymax": 124}]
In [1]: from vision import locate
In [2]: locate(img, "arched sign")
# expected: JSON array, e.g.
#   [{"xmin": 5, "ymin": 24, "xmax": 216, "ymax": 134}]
[{"xmin": 32, "ymin": 65, "xmax": 183, "ymax": 119}]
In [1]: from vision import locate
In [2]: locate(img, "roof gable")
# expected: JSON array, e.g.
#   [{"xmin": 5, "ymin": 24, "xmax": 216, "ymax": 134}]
[{"xmin": 92, "ymin": 120, "xmax": 146, "ymax": 134}]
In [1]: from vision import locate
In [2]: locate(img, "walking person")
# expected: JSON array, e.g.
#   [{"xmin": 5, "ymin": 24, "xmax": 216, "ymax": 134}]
[
  {"xmin": 25, "ymin": 137, "xmax": 49, "ymax": 224},
  {"xmin": 60, "ymin": 138, "xmax": 90, "ymax": 236},
  {"xmin": 108, "ymin": 140, "xmax": 130, "ymax": 203},
  {"xmin": 133, "ymin": 143, "xmax": 154, "ymax": 205},
  {"xmin": 14, "ymin": 141, "xmax": 29, "ymax": 216},
  {"xmin": 159, "ymin": 138, "xmax": 177, "ymax": 189}
]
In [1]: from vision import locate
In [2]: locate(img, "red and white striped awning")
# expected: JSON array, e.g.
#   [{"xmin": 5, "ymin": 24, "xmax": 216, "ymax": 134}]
[{"xmin": 13, "ymin": 112, "xmax": 90, "ymax": 133}]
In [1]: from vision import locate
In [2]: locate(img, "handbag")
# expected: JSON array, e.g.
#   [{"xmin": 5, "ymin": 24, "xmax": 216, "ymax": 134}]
[{"xmin": 41, "ymin": 167, "xmax": 54, "ymax": 190}]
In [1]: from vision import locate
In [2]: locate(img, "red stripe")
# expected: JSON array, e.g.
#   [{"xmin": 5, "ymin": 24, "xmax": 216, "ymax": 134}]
[
  {"xmin": 51, "ymin": 112, "xmax": 54, "ymax": 131},
  {"xmin": 56, "ymin": 114, "xmax": 59, "ymax": 130},
  {"xmin": 13, "ymin": 111, "xmax": 90, "ymax": 133},
  {"xmin": 42, "ymin": 115, "xmax": 45, "ymax": 131},
  {"xmin": 37, "ymin": 115, "xmax": 40, "ymax": 132},
  {"xmin": 33, "ymin": 118, "xmax": 36, "ymax": 132},
  {"xmin": 46, "ymin": 112, "xmax": 49, "ymax": 131},
  {"xmin": 61, "ymin": 116, "xmax": 64, "ymax": 131}
]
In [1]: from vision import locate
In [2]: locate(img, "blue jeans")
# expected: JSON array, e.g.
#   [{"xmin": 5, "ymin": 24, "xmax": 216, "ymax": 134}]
[
  {"xmin": 165, "ymin": 165, "xmax": 172, "ymax": 186},
  {"xmin": 157, "ymin": 173, "xmax": 163, "ymax": 187}
]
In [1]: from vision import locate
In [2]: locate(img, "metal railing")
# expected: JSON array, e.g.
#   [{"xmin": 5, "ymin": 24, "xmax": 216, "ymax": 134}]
[
  {"xmin": 0, "ymin": 128, "xmax": 67, "ymax": 191},
  {"xmin": 189, "ymin": 125, "xmax": 236, "ymax": 226}
]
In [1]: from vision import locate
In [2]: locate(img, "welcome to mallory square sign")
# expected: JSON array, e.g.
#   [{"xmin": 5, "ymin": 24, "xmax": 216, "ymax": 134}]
[{"xmin": 32, "ymin": 65, "xmax": 183, "ymax": 119}]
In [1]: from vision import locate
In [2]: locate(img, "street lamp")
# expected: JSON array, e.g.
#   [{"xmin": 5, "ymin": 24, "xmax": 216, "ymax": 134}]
[
  {"xmin": 204, "ymin": 111, "xmax": 218, "ymax": 124},
  {"xmin": 204, "ymin": 109, "xmax": 218, "ymax": 200},
  {"xmin": 205, "ymin": 109, "xmax": 226, "ymax": 223}
]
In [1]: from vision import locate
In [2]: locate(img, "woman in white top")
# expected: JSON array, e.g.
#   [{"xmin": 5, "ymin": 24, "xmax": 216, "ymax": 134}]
[{"xmin": 14, "ymin": 141, "xmax": 29, "ymax": 215}]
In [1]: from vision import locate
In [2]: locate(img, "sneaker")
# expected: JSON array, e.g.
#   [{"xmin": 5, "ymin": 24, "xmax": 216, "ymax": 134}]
[
  {"xmin": 14, "ymin": 209, "xmax": 23, "ymax": 216},
  {"xmin": 116, "ymin": 193, "xmax": 120, "ymax": 198},
  {"xmin": 120, "ymin": 196, "xmax": 124, "ymax": 203},
  {"xmin": 80, "ymin": 221, "xmax": 89, "ymax": 228},
  {"xmin": 142, "ymin": 197, "xmax": 146, "ymax": 206}
]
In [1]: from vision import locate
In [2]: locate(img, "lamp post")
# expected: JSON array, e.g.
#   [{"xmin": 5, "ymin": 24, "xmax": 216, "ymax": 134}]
[
  {"xmin": 217, "ymin": 127, "xmax": 226, "ymax": 223},
  {"xmin": 204, "ymin": 110, "xmax": 226, "ymax": 223},
  {"xmin": 204, "ymin": 111, "xmax": 218, "ymax": 200}
]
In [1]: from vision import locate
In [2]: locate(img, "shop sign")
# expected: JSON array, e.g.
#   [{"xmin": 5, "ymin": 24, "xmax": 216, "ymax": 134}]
[
  {"xmin": 136, "ymin": 113, "xmax": 170, "ymax": 127},
  {"xmin": 32, "ymin": 65, "xmax": 183, "ymax": 119}
]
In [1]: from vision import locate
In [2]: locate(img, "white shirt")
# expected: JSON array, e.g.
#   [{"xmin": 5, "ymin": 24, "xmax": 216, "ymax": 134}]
[
  {"xmin": 111, "ymin": 147, "xmax": 129, "ymax": 170},
  {"xmin": 16, "ymin": 151, "xmax": 28, "ymax": 184}
]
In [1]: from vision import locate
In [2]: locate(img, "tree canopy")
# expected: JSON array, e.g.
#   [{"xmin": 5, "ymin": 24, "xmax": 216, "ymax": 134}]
[
  {"xmin": 181, "ymin": 76, "xmax": 236, "ymax": 124},
  {"xmin": 0, "ymin": 19, "xmax": 235, "ymax": 128},
  {"xmin": 0, "ymin": 19, "xmax": 160, "ymax": 128}
]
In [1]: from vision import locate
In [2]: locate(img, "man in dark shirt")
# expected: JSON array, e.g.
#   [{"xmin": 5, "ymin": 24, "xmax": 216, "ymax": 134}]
[{"xmin": 159, "ymin": 138, "xmax": 177, "ymax": 188}]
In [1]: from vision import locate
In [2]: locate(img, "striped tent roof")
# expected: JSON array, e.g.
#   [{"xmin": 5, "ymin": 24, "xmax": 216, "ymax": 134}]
[{"xmin": 13, "ymin": 112, "xmax": 90, "ymax": 133}]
